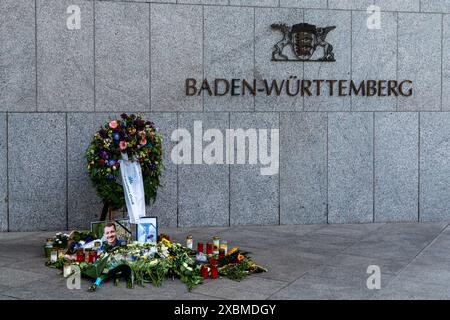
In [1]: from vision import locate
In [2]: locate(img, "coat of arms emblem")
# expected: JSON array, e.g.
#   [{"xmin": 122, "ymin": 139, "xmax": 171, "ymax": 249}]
[{"xmin": 271, "ymin": 23, "xmax": 336, "ymax": 62}]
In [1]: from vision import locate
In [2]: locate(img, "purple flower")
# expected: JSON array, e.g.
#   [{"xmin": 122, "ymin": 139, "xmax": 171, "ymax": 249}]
[
  {"xmin": 106, "ymin": 174, "xmax": 115, "ymax": 182},
  {"xmin": 100, "ymin": 150, "xmax": 109, "ymax": 159}
]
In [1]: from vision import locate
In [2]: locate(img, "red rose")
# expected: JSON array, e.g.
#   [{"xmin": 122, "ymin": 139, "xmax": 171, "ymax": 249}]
[{"xmin": 98, "ymin": 159, "xmax": 105, "ymax": 167}]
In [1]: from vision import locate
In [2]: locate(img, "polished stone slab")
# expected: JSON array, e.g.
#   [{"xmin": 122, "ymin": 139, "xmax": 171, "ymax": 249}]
[
  {"xmin": 420, "ymin": 113, "xmax": 450, "ymax": 221},
  {"xmin": 254, "ymin": 7, "xmax": 304, "ymax": 111},
  {"xmin": 328, "ymin": 0, "xmax": 373, "ymax": 10},
  {"xmin": 177, "ymin": 113, "xmax": 230, "ymax": 227},
  {"xmin": 328, "ymin": 113, "xmax": 374, "ymax": 223},
  {"xmin": 304, "ymin": 10, "xmax": 351, "ymax": 111},
  {"xmin": 8, "ymin": 114, "xmax": 67, "ymax": 231},
  {"xmin": 443, "ymin": 15, "xmax": 450, "ymax": 111},
  {"xmin": 398, "ymin": 13, "xmax": 441, "ymax": 111},
  {"xmin": 280, "ymin": 112, "xmax": 327, "ymax": 224},
  {"xmin": 375, "ymin": 0, "xmax": 420, "ymax": 11},
  {"xmin": 37, "ymin": 0, "xmax": 94, "ymax": 112},
  {"xmin": 0, "ymin": 0, "xmax": 36, "ymax": 112},
  {"xmin": 351, "ymin": 11, "xmax": 397, "ymax": 111},
  {"xmin": 374, "ymin": 112, "xmax": 418, "ymax": 222},
  {"xmin": 204, "ymin": 6, "xmax": 254, "ymax": 112},
  {"xmin": 229, "ymin": 113, "xmax": 279, "ymax": 225},
  {"xmin": 0, "ymin": 114, "xmax": 6, "ymax": 231},
  {"xmin": 280, "ymin": 0, "xmax": 327, "ymax": 9},
  {"xmin": 151, "ymin": 4, "xmax": 203, "ymax": 112},
  {"xmin": 95, "ymin": 1, "xmax": 150, "ymax": 112}
]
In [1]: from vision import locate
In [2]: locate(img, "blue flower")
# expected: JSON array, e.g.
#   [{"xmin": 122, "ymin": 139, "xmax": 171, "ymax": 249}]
[
  {"xmin": 106, "ymin": 174, "xmax": 115, "ymax": 182},
  {"xmin": 113, "ymin": 132, "xmax": 120, "ymax": 141},
  {"xmin": 108, "ymin": 160, "xmax": 116, "ymax": 167}
]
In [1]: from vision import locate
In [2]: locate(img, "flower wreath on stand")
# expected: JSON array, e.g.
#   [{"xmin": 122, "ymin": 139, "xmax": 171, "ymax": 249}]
[{"xmin": 86, "ymin": 113, "xmax": 163, "ymax": 217}]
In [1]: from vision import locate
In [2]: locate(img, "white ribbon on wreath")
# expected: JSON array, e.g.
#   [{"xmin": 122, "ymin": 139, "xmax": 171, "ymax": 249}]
[{"xmin": 118, "ymin": 153, "xmax": 146, "ymax": 224}]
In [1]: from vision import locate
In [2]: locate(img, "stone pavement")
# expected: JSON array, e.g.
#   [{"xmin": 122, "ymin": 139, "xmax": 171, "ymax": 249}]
[{"xmin": 1, "ymin": 222, "xmax": 450, "ymax": 300}]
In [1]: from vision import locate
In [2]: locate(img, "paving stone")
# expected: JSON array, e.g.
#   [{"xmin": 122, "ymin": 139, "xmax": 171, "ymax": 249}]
[
  {"xmin": 0, "ymin": 267, "xmax": 48, "ymax": 288},
  {"xmin": 192, "ymin": 275, "xmax": 287, "ymax": 300},
  {"xmin": 269, "ymin": 272, "xmax": 391, "ymax": 300}
]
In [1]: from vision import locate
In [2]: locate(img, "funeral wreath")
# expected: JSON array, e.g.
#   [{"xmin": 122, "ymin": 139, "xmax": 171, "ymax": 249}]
[{"xmin": 86, "ymin": 114, "xmax": 163, "ymax": 210}]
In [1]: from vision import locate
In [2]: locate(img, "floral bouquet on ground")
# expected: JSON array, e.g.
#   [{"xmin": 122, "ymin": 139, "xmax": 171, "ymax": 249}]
[
  {"xmin": 86, "ymin": 113, "xmax": 164, "ymax": 211},
  {"xmin": 44, "ymin": 235, "xmax": 267, "ymax": 292}
]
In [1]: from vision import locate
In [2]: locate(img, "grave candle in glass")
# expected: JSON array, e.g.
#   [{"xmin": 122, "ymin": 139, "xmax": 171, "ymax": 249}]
[
  {"xmin": 50, "ymin": 249, "xmax": 58, "ymax": 263},
  {"xmin": 206, "ymin": 243, "xmax": 213, "ymax": 255},
  {"xmin": 201, "ymin": 265, "xmax": 209, "ymax": 280},
  {"xmin": 186, "ymin": 235, "xmax": 193, "ymax": 250},
  {"xmin": 210, "ymin": 264, "xmax": 218, "ymax": 280},
  {"xmin": 63, "ymin": 263, "xmax": 72, "ymax": 278},
  {"xmin": 220, "ymin": 241, "xmax": 228, "ymax": 255},
  {"xmin": 218, "ymin": 248, "xmax": 225, "ymax": 261},
  {"xmin": 197, "ymin": 242, "xmax": 204, "ymax": 253},
  {"xmin": 212, "ymin": 236, "xmax": 220, "ymax": 255},
  {"xmin": 88, "ymin": 250, "xmax": 97, "ymax": 263},
  {"xmin": 76, "ymin": 249, "xmax": 84, "ymax": 263}
]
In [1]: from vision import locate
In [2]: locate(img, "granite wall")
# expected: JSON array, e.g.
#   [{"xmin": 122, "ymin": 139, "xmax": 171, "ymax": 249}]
[{"xmin": 1, "ymin": 0, "xmax": 450, "ymax": 231}]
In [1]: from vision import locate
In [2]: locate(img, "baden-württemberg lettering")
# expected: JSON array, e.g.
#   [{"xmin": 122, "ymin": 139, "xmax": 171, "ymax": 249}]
[{"xmin": 185, "ymin": 78, "xmax": 413, "ymax": 97}]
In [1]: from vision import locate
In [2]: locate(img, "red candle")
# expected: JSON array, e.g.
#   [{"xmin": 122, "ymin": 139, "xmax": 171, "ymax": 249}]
[
  {"xmin": 201, "ymin": 265, "xmax": 209, "ymax": 279},
  {"xmin": 206, "ymin": 243, "xmax": 213, "ymax": 255},
  {"xmin": 210, "ymin": 265, "xmax": 218, "ymax": 280},
  {"xmin": 76, "ymin": 250, "xmax": 84, "ymax": 263},
  {"xmin": 210, "ymin": 258, "xmax": 216, "ymax": 266},
  {"xmin": 88, "ymin": 251, "xmax": 97, "ymax": 263},
  {"xmin": 197, "ymin": 242, "xmax": 204, "ymax": 253},
  {"xmin": 218, "ymin": 249, "xmax": 224, "ymax": 261}
]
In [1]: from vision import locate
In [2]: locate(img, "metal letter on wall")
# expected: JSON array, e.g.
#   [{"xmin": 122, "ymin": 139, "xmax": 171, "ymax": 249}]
[{"xmin": 271, "ymin": 23, "xmax": 336, "ymax": 62}]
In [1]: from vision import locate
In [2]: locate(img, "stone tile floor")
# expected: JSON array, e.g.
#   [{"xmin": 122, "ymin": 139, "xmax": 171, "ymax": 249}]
[{"xmin": 1, "ymin": 222, "xmax": 450, "ymax": 300}]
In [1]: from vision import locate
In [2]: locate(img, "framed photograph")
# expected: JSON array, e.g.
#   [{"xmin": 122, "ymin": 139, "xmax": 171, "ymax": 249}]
[
  {"xmin": 90, "ymin": 219, "xmax": 133, "ymax": 245},
  {"xmin": 136, "ymin": 217, "xmax": 158, "ymax": 244}
]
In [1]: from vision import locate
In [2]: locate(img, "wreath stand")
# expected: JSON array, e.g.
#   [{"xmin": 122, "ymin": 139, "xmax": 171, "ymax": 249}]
[{"xmin": 100, "ymin": 203, "xmax": 121, "ymax": 221}]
